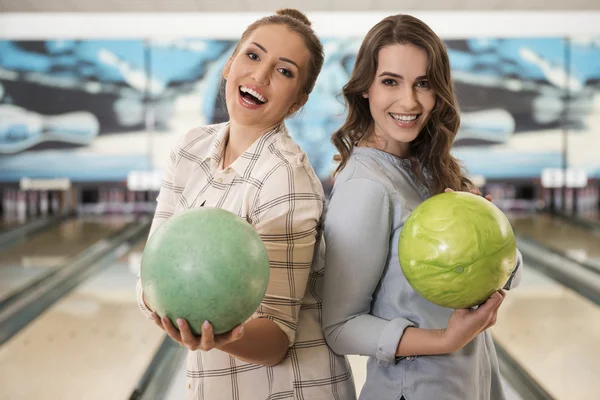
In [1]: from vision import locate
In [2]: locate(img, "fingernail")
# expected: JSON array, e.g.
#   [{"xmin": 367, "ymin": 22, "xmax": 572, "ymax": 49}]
[
  {"xmin": 177, "ymin": 319, "xmax": 184, "ymax": 327},
  {"xmin": 203, "ymin": 321, "xmax": 210, "ymax": 329},
  {"xmin": 238, "ymin": 326, "xmax": 244, "ymax": 336}
]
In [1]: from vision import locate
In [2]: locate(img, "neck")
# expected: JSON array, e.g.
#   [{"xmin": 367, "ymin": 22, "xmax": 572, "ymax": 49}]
[
  {"xmin": 223, "ymin": 120, "xmax": 281, "ymax": 169},
  {"xmin": 359, "ymin": 131, "xmax": 411, "ymax": 159}
]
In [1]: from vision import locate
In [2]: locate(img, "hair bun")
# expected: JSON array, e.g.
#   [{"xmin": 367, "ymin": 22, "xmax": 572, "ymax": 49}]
[{"xmin": 275, "ymin": 8, "xmax": 311, "ymax": 26}]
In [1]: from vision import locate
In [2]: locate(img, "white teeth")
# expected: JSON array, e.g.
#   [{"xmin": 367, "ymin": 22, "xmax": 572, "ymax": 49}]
[
  {"xmin": 240, "ymin": 86, "xmax": 267, "ymax": 103},
  {"xmin": 390, "ymin": 113, "xmax": 418, "ymax": 122}
]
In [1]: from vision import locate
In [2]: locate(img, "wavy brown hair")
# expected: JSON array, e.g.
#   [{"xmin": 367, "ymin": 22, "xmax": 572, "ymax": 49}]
[{"xmin": 331, "ymin": 14, "xmax": 473, "ymax": 194}]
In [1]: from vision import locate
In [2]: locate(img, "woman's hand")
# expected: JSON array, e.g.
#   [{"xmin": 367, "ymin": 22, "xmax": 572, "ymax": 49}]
[
  {"xmin": 152, "ymin": 313, "xmax": 244, "ymax": 351},
  {"xmin": 445, "ymin": 187, "xmax": 492, "ymax": 202},
  {"xmin": 442, "ymin": 290, "xmax": 505, "ymax": 353}
]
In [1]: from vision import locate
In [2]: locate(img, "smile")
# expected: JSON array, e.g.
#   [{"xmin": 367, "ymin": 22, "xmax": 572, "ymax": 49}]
[
  {"xmin": 389, "ymin": 113, "xmax": 420, "ymax": 127},
  {"xmin": 239, "ymin": 85, "xmax": 268, "ymax": 105}
]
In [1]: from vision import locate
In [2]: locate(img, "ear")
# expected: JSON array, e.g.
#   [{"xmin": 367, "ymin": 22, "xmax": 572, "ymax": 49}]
[
  {"xmin": 290, "ymin": 92, "xmax": 309, "ymax": 113},
  {"xmin": 222, "ymin": 57, "xmax": 233, "ymax": 80},
  {"xmin": 362, "ymin": 92, "xmax": 369, "ymax": 99}
]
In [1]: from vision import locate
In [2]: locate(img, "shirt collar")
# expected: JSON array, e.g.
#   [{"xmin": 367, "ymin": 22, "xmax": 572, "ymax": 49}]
[{"xmin": 204, "ymin": 122, "xmax": 287, "ymax": 178}]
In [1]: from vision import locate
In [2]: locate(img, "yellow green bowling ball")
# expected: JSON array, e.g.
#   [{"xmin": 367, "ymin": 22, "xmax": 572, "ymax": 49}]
[
  {"xmin": 141, "ymin": 207, "xmax": 270, "ymax": 335},
  {"xmin": 398, "ymin": 191, "xmax": 516, "ymax": 309}
]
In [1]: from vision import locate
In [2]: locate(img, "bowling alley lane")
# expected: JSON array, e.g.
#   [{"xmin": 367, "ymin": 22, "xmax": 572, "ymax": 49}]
[
  {"xmin": 510, "ymin": 214, "xmax": 600, "ymax": 268},
  {"xmin": 0, "ymin": 237, "xmax": 167, "ymax": 400},
  {"xmin": 0, "ymin": 218, "xmax": 24, "ymax": 233},
  {"xmin": 0, "ymin": 215, "xmax": 134, "ymax": 304},
  {"xmin": 583, "ymin": 211, "xmax": 600, "ymax": 222},
  {"xmin": 491, "ymin": 264, "xmax": 600, "ymax": 400}
]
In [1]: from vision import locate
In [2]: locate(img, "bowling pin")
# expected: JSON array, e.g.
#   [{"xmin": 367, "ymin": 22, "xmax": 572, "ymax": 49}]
[
  {"xmin": 99, "ymin": 187, "xmax": 108, "ymax": 214},
  {"xmin": 117, "ymin": 188, "xmax": 125, "ymax": 214},
  {"xmin": 2, "ymin": 188, "xmax": 13, "ymax": 218},
  {"xmin": 97, "ymin": 48, "xmax": 165, "ymax": 95},
  {"xmin": 556, "ymin": 188, "xmax": 564, "ymax": 211},
  {"xmin": 565, "ymin": 188, "xmax": 573, "ymax": 214},
  {"xmin": 28, "ymin": 191, "xmax": 38, "ymax": 217},
  {"xmin": 40, "ymin": 190, "xmax": 48, "ymax": 216},
  {"xmin": 124, "ymin": 189, "xmax": 134, "ymax": 214},
  {"xmin": 457, "ymin": 108, "xmax": 516, "ymax": 143},
  {"xmin": 0, "ymin": 104, "xmax": 99, "ymax": 154},
  {"xmin": 50, "ymin": 191, "xmax": 60, "ymax": 214},
  {"xmin": 1, "ymin": 189, "xmax": 8, "ymax": 221},
  {"xmin": 107, "ymin": 188, "xmax": 115, "ymax": 214},
  {"xmin": 127, "ymin": 190, "xmax": 136, "ymax": 203},
  {"xmin": 42, "ymin": 111, "xmax": 100, "ymax": 139},
  {"xmin": 519, "ymin": 47, "xmax": 583, "ymax": 92},
  {"xmin": 16, "ymin": 191, "xmax": 26, "ymax": 222},
  {"xmin": 135, "ymin": 191, "xmax": 145, "ymax": 214},
  {"xmin": 61, "ymin": 189, "xmax": 72, "ymax": 214},
  {"xmin": 0, "ymin": 105, "xmax": 43, "ymax": 154}
]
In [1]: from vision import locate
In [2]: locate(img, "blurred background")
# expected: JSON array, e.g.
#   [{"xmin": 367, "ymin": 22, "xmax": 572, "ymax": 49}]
[{"xmin": 0, "ymin": 1, "xmax": 599, "ymax": 400}]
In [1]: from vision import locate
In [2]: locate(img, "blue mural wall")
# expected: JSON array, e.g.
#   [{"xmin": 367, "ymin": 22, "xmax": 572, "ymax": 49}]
[{"xmin": 0, "ymin": 37, "xmax": 598, "ymax": 182}]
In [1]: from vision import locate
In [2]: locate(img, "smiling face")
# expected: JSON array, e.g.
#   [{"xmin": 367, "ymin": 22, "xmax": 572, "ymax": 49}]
[
  {"xmin": 363, "ymin": 43, "xmax": 436, "ymax": 157},
  {"xmin": 223, "ymin": 24, "xmax": 310, "ymax": 131}
]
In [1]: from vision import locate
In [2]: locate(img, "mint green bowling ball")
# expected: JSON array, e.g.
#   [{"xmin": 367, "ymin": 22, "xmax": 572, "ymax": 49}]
[
  {"xmin": 398, "ymin": 191, "xmax": 516, "ymax": 309},
  {"xmin": 141, "ymin": 207, "xmax": 270, "ymax": 335}
]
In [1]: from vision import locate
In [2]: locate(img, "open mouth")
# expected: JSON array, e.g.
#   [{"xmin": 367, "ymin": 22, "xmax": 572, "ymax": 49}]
[
  {"xmin": 239, "ymin": 86, "xmax": 268, "ymax": 106},
  {"xmin": 389, "ymin": 113, "xmax": 421, "ymax": 125}
]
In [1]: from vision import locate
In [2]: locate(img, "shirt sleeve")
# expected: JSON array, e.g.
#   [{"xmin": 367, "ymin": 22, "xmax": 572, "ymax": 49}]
[
  {"xmin": 136, "ymin": 133, "xmax": 184, "ymax": 320},
  {"xmin": 503, "ymin": 248, "xmax": 524, "ymax": 290},
  {"xmin": 248, "ymin": 162, "xmax": 324, "ymax": 347},
  {"xmin": 322, "ymin": 177, "xmax": 414, "ymax": 365}
]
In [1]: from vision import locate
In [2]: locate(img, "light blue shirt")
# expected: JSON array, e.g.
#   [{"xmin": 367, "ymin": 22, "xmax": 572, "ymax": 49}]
[{"xmin": 321, "ymin": 147, "xmax": 523, "ymax": 400}]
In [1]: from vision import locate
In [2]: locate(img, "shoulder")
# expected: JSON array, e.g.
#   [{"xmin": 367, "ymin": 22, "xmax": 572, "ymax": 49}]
[
  {"xmin": 254, "ymin": 130, "xmax": 325, "ymax": 200},
  {"xmin": 177, "ymin": 122, "xmax": 225, "ymax": 152},
  {"xmin": 333, "ymin": 151, "xmax": 391, "ymax": 196}
]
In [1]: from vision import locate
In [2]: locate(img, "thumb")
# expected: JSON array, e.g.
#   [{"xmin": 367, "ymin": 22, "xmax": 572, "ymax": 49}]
[{"xmin": 478, "ymin": 292, "xmax": 503, "ymax": 313}]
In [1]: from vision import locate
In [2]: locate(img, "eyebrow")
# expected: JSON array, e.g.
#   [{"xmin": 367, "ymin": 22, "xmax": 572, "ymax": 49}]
[
  {"xmin": 251, "ymin": 42, "xmax": 268, "ymax": 53},
  {"xmin": 379, "ymin": 71, "xmax": 427, "ymax": 80},
  {"xmin": 250, "ymin": 41, "xmax": 300, "ymax": 70},
  {"xmin": 279, "ymin": 57, "xmax": 299, "ymax": 69}
]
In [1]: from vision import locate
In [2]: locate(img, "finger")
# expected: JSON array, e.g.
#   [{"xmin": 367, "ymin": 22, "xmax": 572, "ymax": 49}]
[
  {"xmin": 484, "ymin": 195, "xmax": 493, "ymax": 202},
  {"xmin": 216, "ymin": 324, "xmax": 245, "ymax": 346},
  {"xmin": 177, "ymin": 319, "xmax": 200, "ymax": 349},
  {"xmin": 470, "ymin": 188, "xmax": 481, "ymax": 196},
  {"xmin": 492, "ymin": 295, "xmax": 505, "ymax": 313},
  {"xmin": 493, "ymin": 292, "xmax": 504, "ymax": 311},
  {"xmin": 231, "ymin": 324, "xmax": 244, "ymax": 340},
  {"xmin": 486, "ymin": 311, "xmax": 499, "ymax": 329},
  {"xmin": 487, "ymin": 293, "xmax": 504, "ymax": 315},
  {"xmin": 151, "ymin": 313, "xmax": 165, "ymax": 330},
  {"xmin": 162, "ymin": 316, "xmax": 183, "ymax": 343},
  {"xmin": 497, "ymin": 289, "xmax": 507, "ymax": 299},
  {"xmin": 200, "ymin": 321, "xmax": 216, "ymax": 350},
  {"xmin": 444, "ymin": 188, "xmax": 454, "ymax": 193}
]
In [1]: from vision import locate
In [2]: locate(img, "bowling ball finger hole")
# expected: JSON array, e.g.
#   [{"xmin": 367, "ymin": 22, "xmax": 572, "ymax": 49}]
[{"xmin": 454, "ymin": 266, "xmax": 464, "ymax": 273}]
